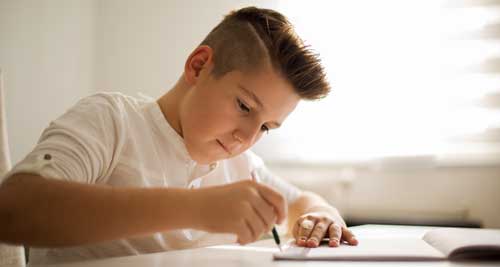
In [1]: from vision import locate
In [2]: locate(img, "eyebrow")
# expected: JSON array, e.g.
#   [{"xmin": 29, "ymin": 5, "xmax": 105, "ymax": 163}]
[
  {"xmin": 238, "ymin": 84, "xmax": 263, "ymax": 109},
  {"xmin": 237, "ymin": 84, "xmax": 282, "ymax": 128}
]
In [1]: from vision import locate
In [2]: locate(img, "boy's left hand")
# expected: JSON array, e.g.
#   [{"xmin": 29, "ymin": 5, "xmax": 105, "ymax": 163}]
[{"xmin": 292, "ymin": 211, "xmax": 358, "ymax": 248}]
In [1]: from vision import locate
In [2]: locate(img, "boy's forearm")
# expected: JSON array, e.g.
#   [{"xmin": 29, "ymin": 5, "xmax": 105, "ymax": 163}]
[
  {"xmin": 0, "ymin": 173, "xmax": 196, "ymax": 247},
  {"xmin": 287, "ymin": 191, "xmax": 343, "ymax": 235}
]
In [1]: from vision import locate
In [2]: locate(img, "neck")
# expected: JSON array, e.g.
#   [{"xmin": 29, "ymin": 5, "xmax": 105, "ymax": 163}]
[{"xmin": 156, "ymin": 76, "xmax": 188, "ymax": 137}]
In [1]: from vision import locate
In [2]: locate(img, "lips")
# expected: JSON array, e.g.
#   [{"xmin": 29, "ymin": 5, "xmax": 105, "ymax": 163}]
[{"xmin": 217, "ymin": 139, "xmax": 231, "ymax": 155}]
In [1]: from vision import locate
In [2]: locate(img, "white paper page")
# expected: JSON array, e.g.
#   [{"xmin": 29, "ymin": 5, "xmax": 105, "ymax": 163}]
[
  {"xmin": 423, "ymin": 228, "xmax": 500, "ymax": 258},
  {"xmin": 274, "ymin": 237, "xmax": 445, "ymax": 261}
]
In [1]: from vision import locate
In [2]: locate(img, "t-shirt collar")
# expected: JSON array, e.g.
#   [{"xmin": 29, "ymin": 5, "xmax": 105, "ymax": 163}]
[
  {"xmin": 148, "ymin": 101, "xmax": 220, "ymax": 172},
  {"xmin": 149, "ymin": 101, "xmax": 193, "ymax": 163}
]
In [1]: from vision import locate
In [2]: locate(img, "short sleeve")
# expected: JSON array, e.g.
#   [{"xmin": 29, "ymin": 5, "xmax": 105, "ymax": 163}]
[
  {"xmin": 246, "ymin": 150, "xmax": 302, "ymax": 203},
  {"xmin": 2, "ymin": 93, "xmax": 126, "ymax": 184}
]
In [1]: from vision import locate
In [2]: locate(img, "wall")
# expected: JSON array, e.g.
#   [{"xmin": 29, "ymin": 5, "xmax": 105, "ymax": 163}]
[
  {"xmin": 0, "ymin": 0, "xmax": 96, "ymax": 164},
  {"xmin": 270, "ymin": 162, "xmax": 500, "ymax": 228},
  {"xmin": 93, "ymin": 0, "xmax": 279, "ymax": 98}
]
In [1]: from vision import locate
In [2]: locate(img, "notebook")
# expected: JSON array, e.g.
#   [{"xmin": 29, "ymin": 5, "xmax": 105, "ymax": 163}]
[{"xmin": 274, "ymin": 227, "xmax": 500, "ymax": 261}]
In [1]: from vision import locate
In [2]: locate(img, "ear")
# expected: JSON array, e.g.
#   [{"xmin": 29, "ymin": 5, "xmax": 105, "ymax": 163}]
[{"xmin": 184, "ymin": 45, "xmax": 214, "ymax": 86}]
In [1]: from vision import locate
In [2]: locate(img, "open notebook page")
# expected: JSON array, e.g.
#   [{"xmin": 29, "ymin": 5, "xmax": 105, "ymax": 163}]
[
  {"xmin": 274, "ymin": 237, "xmax": 445, "ymax": 261},
  {"xmin": 423, "ymin": 228, "xmax": 500, "ymax": 259}
]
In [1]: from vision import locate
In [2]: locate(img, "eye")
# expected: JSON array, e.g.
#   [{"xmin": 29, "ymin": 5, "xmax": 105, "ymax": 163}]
[
  {"xmin": 237, "ymin": 98, "xmax": 250, "ymax": 113},
  {"xmin": 261, "ymin": 125, "xmax": 269, "ymax": 134}
]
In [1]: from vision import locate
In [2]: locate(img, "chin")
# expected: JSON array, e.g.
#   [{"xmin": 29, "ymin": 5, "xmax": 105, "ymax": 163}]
[
  {"xmin": 188, "ymin": 150, "xmax": 220, "ymax": 164},
  {"xmin": 187, "ymin": 142, "xmax": 236, "ymax": 164},
  {"xmin": 192, "ymin": 157, "xmax": 212, "ymax": 165}
]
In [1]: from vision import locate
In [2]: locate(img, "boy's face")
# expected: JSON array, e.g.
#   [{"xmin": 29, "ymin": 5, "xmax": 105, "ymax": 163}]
[{"xmin": 179, "ymin": 56, "xmax": 300, "ymax": 164}]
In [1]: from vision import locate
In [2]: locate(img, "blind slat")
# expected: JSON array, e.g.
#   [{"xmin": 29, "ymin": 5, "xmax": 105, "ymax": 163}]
[
  {"xmin": 459, "ymin": 23, "xmax": 500, "ymax": 39},
  {"xmin": 478, "ymin": 57, "xmax": 500, "ymax": 73},
  {"xmin": 480, "ymin": 92, "xmax": 500, "ymax": 108},
  {"xmin": 446, "ymin": 0, "xmax": 500, "ymax": 7}
]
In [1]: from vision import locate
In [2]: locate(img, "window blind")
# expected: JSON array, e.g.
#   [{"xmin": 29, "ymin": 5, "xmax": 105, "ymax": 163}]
[{"xmin": 253, "ymin": 0, "xmax": 500, "ymax": 166}]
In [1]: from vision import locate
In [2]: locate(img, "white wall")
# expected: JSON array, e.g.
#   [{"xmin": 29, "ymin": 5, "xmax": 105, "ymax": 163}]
[
  {"xmin": 271, "ymin": 163, "xmax": 500, "ymax": 228},
  {"xmin": 0, "ymin": 0, "xmax": 96, "ymax": 164},
  {"xmin": 94, "ymin": 0, "xmax": 280, "ymax": 98}
]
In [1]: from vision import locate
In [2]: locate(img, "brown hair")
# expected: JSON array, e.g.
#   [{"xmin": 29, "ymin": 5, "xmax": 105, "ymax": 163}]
[{"xmin": 200, "ymin": 6, "xmax": 330, "ymax": 100}]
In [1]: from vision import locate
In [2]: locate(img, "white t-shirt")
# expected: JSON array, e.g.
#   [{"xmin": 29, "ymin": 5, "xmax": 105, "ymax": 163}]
[{"xmin": 4, "ymin": 92, "xmax": 301, "ymax": 265}]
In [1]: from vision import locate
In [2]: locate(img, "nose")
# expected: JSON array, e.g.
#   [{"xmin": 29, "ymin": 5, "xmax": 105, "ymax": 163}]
[{"xmin": 232, "ymin": 123, "xmax": 261, "ymax": 149}]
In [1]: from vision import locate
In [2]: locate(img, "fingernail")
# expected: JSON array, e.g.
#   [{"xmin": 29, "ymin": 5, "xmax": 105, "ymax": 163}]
[
  {"xmin": 330, "ymin": 238, "xmax": 339, "ymax": 247},
  {"xmin": 307, "ymin": 238, "xmax": 318, "ymax": 246}
]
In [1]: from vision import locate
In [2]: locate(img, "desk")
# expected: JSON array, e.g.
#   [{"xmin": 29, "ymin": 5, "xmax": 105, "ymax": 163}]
[{"xmin": 30, "ymin": 225, "xmax": 500, "ymax": 267}]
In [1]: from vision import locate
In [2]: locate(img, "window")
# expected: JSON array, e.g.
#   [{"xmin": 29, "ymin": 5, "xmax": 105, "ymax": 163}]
[{"xmin": 254, "ymin": 0, "xmax": 500, "ymax": 165}]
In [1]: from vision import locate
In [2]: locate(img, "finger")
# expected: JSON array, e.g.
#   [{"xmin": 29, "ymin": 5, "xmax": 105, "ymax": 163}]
[
  {"xmin": 246, "ymin": 203, "xmax": 267, "ymax": 242},
  {"xmin": 249, "ymin": 175, "xmax": 277, "ymax": 229},
  {"xmin": 307, "ymin": 220, "xmax": 331, "ymax": 248},
  {"xmin": 328, "ymin": 223, "xmax": 342, "ymax": 247},
  {"xmin": 251, "ymin": 195, "xmax": 277, "ymax": 231},
  {"xmin": 341, "ymin": 226, "xmax": 358, "ymax": 246},
  {"xmin": 254, "ymin": 183, "xmax": 287, "ymax": 224},
  {"xmin": 297, "ymin": 218, "xmax": 316, "ymax": 247},
  {"xmin": 237, "ymin": 219, "xmax": 253, "ymax": 245}
]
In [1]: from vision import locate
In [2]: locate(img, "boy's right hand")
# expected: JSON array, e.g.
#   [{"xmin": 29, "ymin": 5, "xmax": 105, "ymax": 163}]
[{"xmin": 189, "ymin": 180, "xmax": 287, "ymax": 245}]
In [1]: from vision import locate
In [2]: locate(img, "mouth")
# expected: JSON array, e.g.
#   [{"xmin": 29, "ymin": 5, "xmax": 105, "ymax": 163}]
[{"xmin": 217, "ymin": 139, "xmax": 231, "ymax": 155}]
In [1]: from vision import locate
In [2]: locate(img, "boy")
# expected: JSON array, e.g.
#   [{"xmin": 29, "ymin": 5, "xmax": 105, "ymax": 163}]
[{"xmin": 0, "ymin": 6, "xmax": 357, "ymax": 264}]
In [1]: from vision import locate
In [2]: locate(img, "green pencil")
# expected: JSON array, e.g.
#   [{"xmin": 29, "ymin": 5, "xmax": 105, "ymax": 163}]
[{"xmin": 272, "ymin": 226, "xmax": 282, "ymax": 252}]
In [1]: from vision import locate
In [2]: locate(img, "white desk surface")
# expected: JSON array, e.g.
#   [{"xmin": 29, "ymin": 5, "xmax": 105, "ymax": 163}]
[{"xmin": 29, "ymin": 225, "xmax": 500, "ymax": 267}]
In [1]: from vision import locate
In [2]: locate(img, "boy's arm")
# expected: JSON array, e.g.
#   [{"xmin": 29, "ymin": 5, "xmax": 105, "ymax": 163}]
[
  {"xmin": 0, "ymin": 173, "xmax": 286, "ymax": 247},
  {"xmin": 287, "ymin": 191, "xmax": 358, "ymax": 247},
  {"xmin": 0, "ymin": 173, "xmax": 194, "ymax": 247}
]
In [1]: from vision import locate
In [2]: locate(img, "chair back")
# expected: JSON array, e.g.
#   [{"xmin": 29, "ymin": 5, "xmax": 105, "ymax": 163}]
[{"xmin": 0, "ymin": 68, "xmax": 26, "ymax": 267}]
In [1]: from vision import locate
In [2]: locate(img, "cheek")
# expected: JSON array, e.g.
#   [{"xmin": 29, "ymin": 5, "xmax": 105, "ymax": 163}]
[
  {"xmin": 203, "ymin": 96, "xmax": 240, "ymax": 129},
  {"xmin": 183, "ymin": 103, "xmax": 237, "ymax": 140},
  {"xmin": 183, "ymin": 112, "xmax": 214, "ymax": 140}
]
